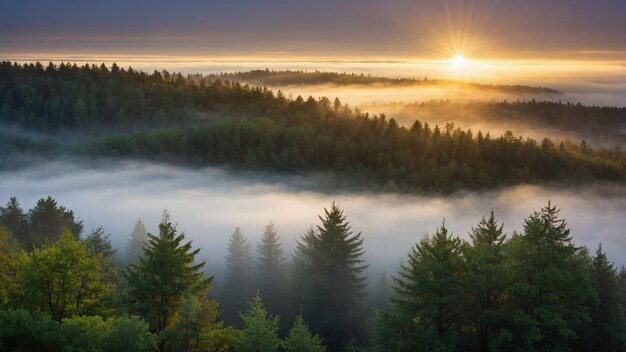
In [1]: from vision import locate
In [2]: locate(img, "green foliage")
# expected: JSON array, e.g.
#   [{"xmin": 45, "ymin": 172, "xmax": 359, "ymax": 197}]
[
  {"xmin": 1, "ymin": 62, "xmax": 624, "ymax": 194},
  {"xmin": 18, "ymin": 231, "xmax": 116, "ymax": 321},
  {"xmin": 27, "ymin": 196, "xmax": 83, "ymax": 249},
  {"xmin": 239, "ymin": 295, "xmax": 281, "ymax": 352},
  {"xmin": 123, "ymin": 212, "xmax": 211, "ymax": 336},
  {"xmin": 104, "ymin": 316, "xmax": 157, "ymax": 352},
  {"xmin": 0, "ymin": 226, "xmax": 22, "ymax": 306},
  {"xmin": 282, "ymin": 315, "xmax": 326, "ymax": 352},
  {"xmin": 295, "ymin": 202, "xmax": 368, "ymax": 350},
  {"xmin": 0, "ymin": 309, "xmax": 63, "ymax": 352},
  {"xmin": 386, "ymin": 222, "xmax": 466, "ymax": 351},
  {"xmin": 62, "ymin": 315, "xmax": 110, "ymax": 351},
  {"xmin": 0, "ymin": 197, "xmax": 28, "ymax": 246},
  {"xmin": 85, "ymin": 226, "xmax": 116, "ymax": 259}
]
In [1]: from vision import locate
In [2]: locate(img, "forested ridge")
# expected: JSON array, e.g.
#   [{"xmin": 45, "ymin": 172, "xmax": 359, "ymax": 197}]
[
  {"xmin": 0, "ymin": 61, "xmax": 624, "ymax": 194},
  {"xmin": 195, "ymin": 69, "xmax": 559, "ymax": 94},
  {"xmin": 0, "ymin": 196, "xmax": 624, "ymax": 351}
]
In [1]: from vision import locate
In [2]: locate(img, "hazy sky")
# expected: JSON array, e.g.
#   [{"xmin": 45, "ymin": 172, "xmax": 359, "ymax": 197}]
[{"xmin": 2, "ymin": 0, "xmax": 624, "ymax": 58}]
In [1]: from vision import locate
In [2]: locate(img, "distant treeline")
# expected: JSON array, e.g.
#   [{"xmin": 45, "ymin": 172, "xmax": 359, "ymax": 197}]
[
  {"xmin": 0, "ymin": 61, "xmax": 624, "ymax": 193},
  {"xmin": 1, "ymin": 196, "xmax": 625, "ymax": 351},
  {"xmin": 372, "ymin": 100, "xmax": 626, "ymax": 146},
  {"xmin": 194, "ymin": 69, "xmax": 560, "ymax": 94}
]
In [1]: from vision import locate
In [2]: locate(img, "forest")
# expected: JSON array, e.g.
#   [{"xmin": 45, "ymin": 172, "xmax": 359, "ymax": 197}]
[
  {"xmin": 0, "ymin": 195, "xmax": 624, "ymax": 351},
  {"xmin": 196, "ymin": 70, "xmax": 559, "ymax": 94},
  {"xmin": 0, "ymin": 62, "xmax": 624, "ymax": 193}
]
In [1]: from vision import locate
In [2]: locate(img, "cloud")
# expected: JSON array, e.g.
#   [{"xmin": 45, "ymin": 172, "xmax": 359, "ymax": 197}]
[{"xmin": 1, "ymin": 159, "xmax": 624, "ymax": 277}]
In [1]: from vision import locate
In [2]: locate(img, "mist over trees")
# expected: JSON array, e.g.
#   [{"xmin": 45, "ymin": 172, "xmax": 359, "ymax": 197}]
[
  {"xmin": 1, "ymin": 62, "xmax": 624, "ymax": 194},
  {"xmin": 0, "ymin": 195, "xmax": 624, "ymax": 351}
]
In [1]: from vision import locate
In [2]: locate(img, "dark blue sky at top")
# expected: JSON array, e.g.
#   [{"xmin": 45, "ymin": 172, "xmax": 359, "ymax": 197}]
[{"xmin": 1, "ymin": 0, "xmax": 624, "ymax": 57}]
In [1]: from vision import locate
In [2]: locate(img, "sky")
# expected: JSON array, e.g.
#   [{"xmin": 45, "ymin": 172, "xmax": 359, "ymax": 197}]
[{"xmin": 1, "ymin": 0, "xmax": 625, "ymax": 59}]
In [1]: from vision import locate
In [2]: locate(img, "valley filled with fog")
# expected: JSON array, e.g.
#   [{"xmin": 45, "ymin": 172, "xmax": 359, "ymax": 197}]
[{"xmin": 2, "ymin": 159, "xmax": 624, "ymax": 280}]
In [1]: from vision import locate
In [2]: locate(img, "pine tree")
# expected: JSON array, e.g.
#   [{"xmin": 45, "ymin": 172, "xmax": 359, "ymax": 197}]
[
  {"xmin": 588, "ymin": 244, "xmax": 625, "ymax": 351},
  {"xmin": 504, "ymin": 202, "xmax": 594, "ymax": 351},
  {"xmin": 383, "ymin": 222, "xmax": 466, "ymax": 351},
  {"xmin": 257, "ymin": 220, "xmax": 286, "ymax": 316},
  {"xmin": 464, "ymin": 211, "xmax": 509, "ymax": 352},
  {"xmin": 126, "ymin": 219, "xmax": 147, "ymax": 264},
  {"xmin": 28, "ymin": 196, "xmax": 83, "ymax": 247},
  {"xmin": 239, "ymin": 294, "xmax": 281, "ymax": 352},
  {"xmin": 123, "ymin": 211, "xmax": 211, "ymax": 351},
  {"xmin": 296, "ymin": 202, "xmax": 368, "ymax": 350},
  {"xmin": 282, "ymin": 315, "xmax": 326, "ymax": 352},
  {"xmin": 85, "ymin": 226, "xmax": 116, "ymax": 260},
  {"xmin": 222, "ymin": 227, "xmax": 254, "ymax": 327}
]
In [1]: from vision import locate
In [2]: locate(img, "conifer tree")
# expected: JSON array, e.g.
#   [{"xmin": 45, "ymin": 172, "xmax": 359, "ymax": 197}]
[
  {"xmin": 123, "ymin": 211, "xmax": 211, "ymax": 351},
  {"xmin": 0, "ymin": 197, "xmax": 28, "ymax": 246},
  {"xmin": 85, "ymin": 226, "xmax": 116, "ymax": 260},
  {"xmin": 222, "ymin": 227, "xmax": 254, "ymax": 327},
  {"xmin": 28, "ymin": 196, "xmax": 83, "ymax": 247},
  {"xmin": 126, "ymin": 219, "xmax": 147, "ymax": 264},
  {"xmin": 257, "ymin": 220, "xmax": 286, "ymax": 315},
  {"xmin": 282, "ymin": 315, "xmax": 326, "ymax": 352},
  {"xmin": 239, "ymin": 294, "xmax": 281, "ymax": 352},
  {"xmin": 296, "ymin": 202, "xmax": 368, "ymax": 350},
  {"xmin": 464, "ymin": 211, "xmax": 509, "ymax": 352}
]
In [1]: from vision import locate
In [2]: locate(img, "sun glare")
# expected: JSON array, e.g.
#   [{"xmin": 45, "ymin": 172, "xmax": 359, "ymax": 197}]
[{"xmin": 453, "ymin": 54, "xmax": 467, "ymax": 65}]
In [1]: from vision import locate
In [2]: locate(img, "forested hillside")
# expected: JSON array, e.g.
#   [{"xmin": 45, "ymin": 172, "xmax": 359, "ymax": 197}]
[
  {"xmin": 196, "ymin": 69, "xmax": 559, "ymax": 94},
  {"xmin": 1, "ymin": 196, "xmax": 624, "ymax": 351},
  {"xmin": 1, "ymin": 61, "xmax": 624, "ymax": 193}
]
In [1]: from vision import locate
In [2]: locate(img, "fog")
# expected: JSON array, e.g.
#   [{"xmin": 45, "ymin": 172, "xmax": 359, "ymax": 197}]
[{"xmin": 2, "ymin": 160, "xmax": 624, "ymax": 279}]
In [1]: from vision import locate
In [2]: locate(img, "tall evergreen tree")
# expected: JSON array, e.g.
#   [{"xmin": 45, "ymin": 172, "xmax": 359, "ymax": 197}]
[
  {"xmin": 380, "ymin": 222, "xmax": 466, "ymax": 351},
  {"xmin": 222, "ymin": 227, "xmax": 254, "ymax": 327},
  {"xmin": 296, "ymin": 202, "xmax": 368, "ymax": 350},
  {"xmin": 464, "ymin": 211, "xmax": 509, "ymax": 352},
  {"xmin": 257, "ymin": 220, "xmax": 286, "ymax": 316},
  {"xmin": 503, "ymin": 202, "xmax": 594, "ymax": 351},
  {"xmin": 126, "ymin": 219, "xmax": 147, "ymax": 264},
  {"xmin": 588, "ymin": 244, "xmax": 625, "ymax": 351},
  {"xmin": 123, "ymin": 211, "xmax": 211, "ymax": 351}
]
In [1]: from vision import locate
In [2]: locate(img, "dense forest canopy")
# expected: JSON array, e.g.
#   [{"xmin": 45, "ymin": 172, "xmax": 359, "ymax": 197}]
[
  {"xmin": 0, "ymin": 196, "xmax": 624, "ymax": 351},
  {"xmin": 0, "ymin": 61, "xmax": 624, "ymax": 194},
  {"xmin": 195, "ymin": 69, "xmax": 560, "ymax": 94}
]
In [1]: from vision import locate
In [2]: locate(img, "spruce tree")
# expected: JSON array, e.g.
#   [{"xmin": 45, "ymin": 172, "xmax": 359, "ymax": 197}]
[
  {"xmin": 239, "ymin": 295, "xmax": 281, "ymax": 352},
  {"xmin": 126, "ymin": 219, "xmax": 148, "ymax": 264},
  {"xmin": 296, "ymin": 202, "xmax": 368, "ymax": 350},
  {"xmin": 464, "ymin": 211, "xmax": 509, "ymax": 352},
  {"xmin": 222, "ymin": 227, "xmax": 254, "ymax": 327},
  {"xmin": 384, "ymin": 222, "xmax": 466, "ymax": 351},
  {"xmin": 588, "ymin": 244, "xmax": 625, "ymax": 351},
  {"xmin": 0, "ymin": 197, "xmax": 28, "ymax": 246},
  {"xmin": 123, "ymin": 211, "xmax": 211, "ymax": 351},
  {"xmin": 282, "ymin": 315, "xmax": 326, "ymax": 352},
  {"xmin": 257, "ymin": 220, "xmax": 286, "ymax": 316},
  {"xmin": 85, "ymin": 226, "xmax": 116, "ymax": 260}
]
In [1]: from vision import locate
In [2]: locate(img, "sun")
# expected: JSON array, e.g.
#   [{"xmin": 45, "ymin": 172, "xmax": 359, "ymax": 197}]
[{"xmin": 452, "ymin": 54, "xmax": 467, "ymax": 65}]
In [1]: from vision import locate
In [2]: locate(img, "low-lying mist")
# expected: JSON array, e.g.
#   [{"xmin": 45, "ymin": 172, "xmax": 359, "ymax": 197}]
[{"xmin": 2, "ymin": 160, "xmax": 625, "ymax": 279}]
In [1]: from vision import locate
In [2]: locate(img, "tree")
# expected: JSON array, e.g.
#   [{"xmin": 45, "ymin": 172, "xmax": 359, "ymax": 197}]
[
  {"xmin": 0, "ymin": 308, "xmax": 64, "ymax": 352},
  {"xmin": 503, "ymin": 202, "xmax": 594, "ymax": 351},
  {"xmin": 85, "ymin": 226, "xmax": 116, "ymax": 260},
  {"xmin": 588, "ymin": 244, "xmax": 624, "ymax": 351},
  {"xmin": 104, "ymin": 315, "xmax": 157, "ymax": 352},
  {"xmin": 239, "ymin": 295, "xmax": 281, "ymax": 352},
  {"xmin": 296, "ymin": 202, "xmax": 368, "ymax": 350},
  {"xmin": 28, "ymin": 196, "xmax": 83, "ymax": 248},
  {"xmin": 282, "ymin": 315, "xmax": 326, "ymax": 352},
  {"xmin": 126, "ymin": 219, "xmax": 148, "ymax": 264},
  {"xmin": 123, "ymin": 211, "xmax": 211, "ymax": 351},
  {"xmin": 221, "ymin": 227, "xmax": 254, "ymax": 327},
  {"xmin": 0, "ymin": 226, "xmax": 22, "ymax": 305},
  {"xmin": 257, "ymin": 220, "xmax": 286, "ymax": 316},
  {"xmin": 380, "ymin": 222, "xmax": 466, "ymax": 351},
  {"xmin": 463, "ymin": 211, "xmax": 509, "ymax": 352},
  {"xmin": 19, "ymin": 231, "xmax": 116, "ymax": 321},
  {"xmin": 0, "ymin": 197, "xmax": 28, "ymax": 246}
]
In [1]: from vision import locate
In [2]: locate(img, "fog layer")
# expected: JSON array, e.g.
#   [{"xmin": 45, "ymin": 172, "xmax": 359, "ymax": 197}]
[{"xmin": 1, "ymin": 160, "xmax": 624, "ymax": 273}]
